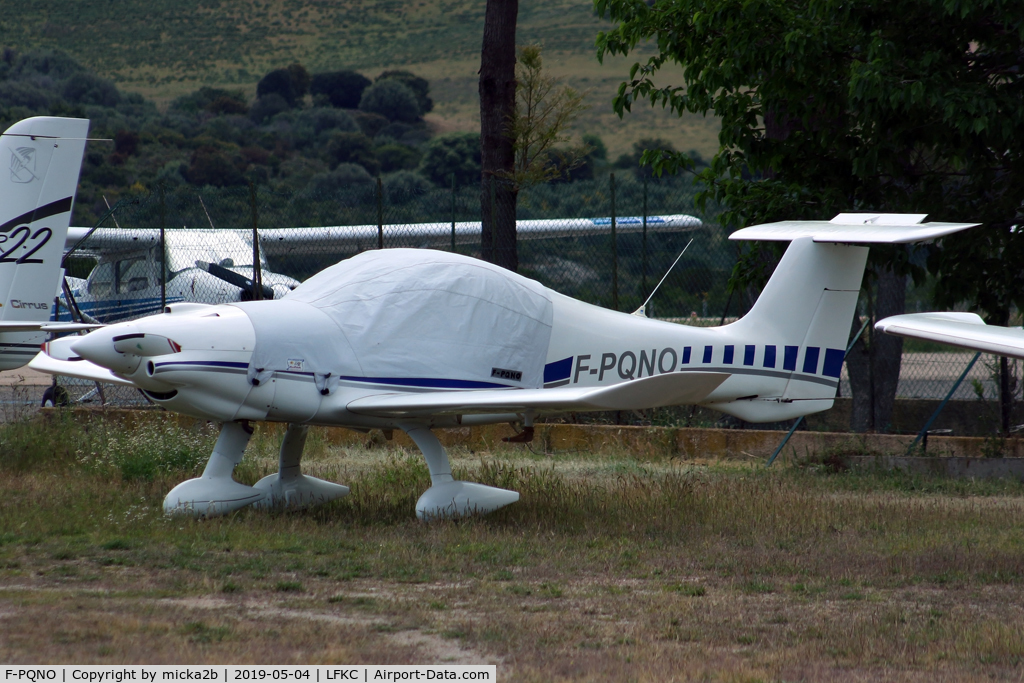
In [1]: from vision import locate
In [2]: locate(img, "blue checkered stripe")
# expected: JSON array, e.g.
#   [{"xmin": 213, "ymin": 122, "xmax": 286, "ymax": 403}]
[{"xmin": 685, "ymin": 344, "xmax": 844, "ymax": 378}]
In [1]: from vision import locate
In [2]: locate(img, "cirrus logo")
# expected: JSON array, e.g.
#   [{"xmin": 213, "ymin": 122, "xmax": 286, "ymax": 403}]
[{"xmin": 9, "ymin": 147, "xmax": 38, "ymax": 184}]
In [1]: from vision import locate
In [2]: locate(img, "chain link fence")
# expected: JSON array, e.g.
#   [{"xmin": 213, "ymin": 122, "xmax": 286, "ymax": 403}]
[{"xmin": 32, "ymin": 172, "xmax": 1023, "ymax": 432}]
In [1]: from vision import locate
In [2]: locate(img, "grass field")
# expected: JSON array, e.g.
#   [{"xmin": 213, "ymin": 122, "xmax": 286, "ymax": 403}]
[{"xmin": 4, "ymin": 413, "xmax": 1023, "ymax": 679}]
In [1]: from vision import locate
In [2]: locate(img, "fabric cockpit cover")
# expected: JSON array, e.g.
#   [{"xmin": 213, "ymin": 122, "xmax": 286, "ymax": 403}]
[{"xmin": 235, "ymin": 249, "xmax": 554, "ymax": 390}]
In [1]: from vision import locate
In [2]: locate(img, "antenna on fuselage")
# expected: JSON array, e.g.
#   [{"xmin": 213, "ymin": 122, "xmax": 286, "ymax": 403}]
[
  {"xmin": 102, "ymin": 196, "xmax": 123, "ymax": 229},
  {"xmin": 632, "ymin": 238, "xmax": 694, "ymax": 318},
  {"xmin": 198, "ymin": 196, "xmax": 217, "ymax": 229}
]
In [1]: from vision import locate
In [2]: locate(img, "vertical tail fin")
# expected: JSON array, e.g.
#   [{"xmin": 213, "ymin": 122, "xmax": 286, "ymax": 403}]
[
  {"xmin": 714, "ymin": 215, "xmax": 978, "ymax": 421},
  {"xmin": 0, "ymin": 116, "xmax": 89, "ymax": 369}
]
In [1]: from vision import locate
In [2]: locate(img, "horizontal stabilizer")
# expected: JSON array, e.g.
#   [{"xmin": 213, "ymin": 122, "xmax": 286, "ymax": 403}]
[
  {"xmin": 347, "ymin": 371, "xmax": 728, "ymax": 418},
  {"xmin": 28, "ymin": 351, "xmax": 135, "ymax": 386},
  {"xmin": 730, "ymin": 213, "xmax": 978, "ymax": 243},
  {"xmin": 876, "ymin": 313, "xmax": 1024, "ymax": 359}
]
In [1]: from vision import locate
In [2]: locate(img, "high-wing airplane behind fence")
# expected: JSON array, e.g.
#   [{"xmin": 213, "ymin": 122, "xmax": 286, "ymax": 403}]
[
  {"xmin": 59, "ymin": 214, "xmax": 704, "ymax": 323},
  {"xmin": 32, "ymin": 213, "xmax": 978, "ymax": 520}
]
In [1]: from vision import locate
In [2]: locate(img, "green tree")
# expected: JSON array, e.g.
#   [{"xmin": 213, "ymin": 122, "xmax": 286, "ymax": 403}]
[
  {"xmin": 311, "ymin": 71, "xmax": 371, "ymax": 109},
  {"xmin": 506, "ymin": 45, "xmax": 590, "ymax": 188},
  {"xmin": 376, "ymin": 70, "xmax": 433, "ymax": 114},
  {"xmin": 597, "ymin": 0, "xmax": 1024, "ymax": 433},
  {"xmin": 418, "ymin": 133, "xmax": 481, "ymax": 186},
  {"xmin": 358, "ymin": 79, "xmax": 420, "ymax": 123}
]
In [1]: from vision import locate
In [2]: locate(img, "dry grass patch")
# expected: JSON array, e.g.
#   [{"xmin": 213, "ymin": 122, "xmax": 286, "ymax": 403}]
[{"xmin": 2, "ymin": 414, "xmax": 1024, "ymax": 679}]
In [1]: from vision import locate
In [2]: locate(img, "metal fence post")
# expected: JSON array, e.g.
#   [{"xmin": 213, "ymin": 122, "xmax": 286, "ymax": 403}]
[
  {"xmin": 642, "ymin": 176, "xmax": 648, "ymax": 300},
  {"xmin": 610, "ymin": 172, "xmax": 618, "ymax": 311},
  {"xmin": 376, "ymin": 177, "xmax": 384, "ymax": 250},
  {"xmin": 450, "ymin": 174, "xmax": 456, "ymax": 253},
  {"xmin": 248, "ymin": 182, "xmax": 263, "ymax": 300},
  {"xmin": 490, "ymin": 176, "xmax": 497, "ymax": 258},
  {"xmin": 158, "ymin": 182, "xmax": 166, "ymax": 310}
]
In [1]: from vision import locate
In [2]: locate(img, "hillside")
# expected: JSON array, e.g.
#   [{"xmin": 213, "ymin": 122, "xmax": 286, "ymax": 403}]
[{"xmin": 0, "ymin": 0, "xmax": 719, "ymax": 160}]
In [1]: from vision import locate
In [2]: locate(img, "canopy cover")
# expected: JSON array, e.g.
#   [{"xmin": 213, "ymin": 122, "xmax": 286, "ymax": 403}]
[{"xmin": 235, "ymin": 249, "xmax": 554, "ymax": 391}]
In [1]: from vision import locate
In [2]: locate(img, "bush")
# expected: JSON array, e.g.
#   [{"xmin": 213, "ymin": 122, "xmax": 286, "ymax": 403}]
[
  {"xmin": 383, "ymin": 170, "xmax": 434, "ymax": 202},
  {"xmin": 376, "ymin": 70, "xmax": 432, "ymax": 114},
  {"xmin": 257, "ymin": 68, "xmax": 298, "ymax": 107},
  {"xmin": 325, "ymin": 131, "xmax": 380, "ymax": 175},
  {"xmin": 310, "ymin": 70, "xmax": 371, "ymax": 109},
  {"xmin": 249, "ymin": 93, "xmax": 290, "ymax": 124},
  {"xmin": 359, "ymin": 79, "xmax": 420, "ymax": 123},
  {"xmin": 12, "ymin": 49, "xmax": 85, "ymax": 80},
  {"xmin": 375, "ymin": 143, "xmax": 421, "ymax": 173},
  {"xmin": 291, "ymin": 107, "xmax": 359, "ymax": 148},
  {"xmin": 304, "ymin": 164, "xmax": 375, "ymax": 196},
  {"xmin": 61, "ymin": 72, "xmax": 120, "ymax": 107},
  {"xmin": 350, "ymin": 110, "xmax": 390, "ymax": 137},
  {"xmin": 170, "ymin": 87, "xmax": 246, "ymax": 115},
  {"xmin": 418, "ymin": 133, "xmax": 480, "ymax": 186},
  {"xmin": 184, "ymin": 147, "xmax": 245, "ymax": 187}
]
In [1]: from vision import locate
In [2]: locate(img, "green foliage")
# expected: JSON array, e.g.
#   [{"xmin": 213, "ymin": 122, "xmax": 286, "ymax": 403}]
[
  {"xmin": 359, "ymin": 79, "xmax": 421, "ymax": 123},
  {"xmin": 508, "ymin": 45, "xmax": 590, "ymax": 189},
  {"xmin": 597, "ymin": 0, "xmax": 1024, "ymax": 314},
  {"xmin": 418, "ymin": 133, "xmax": 481, "ymax": 186},
  {"xmin": 375, "ymin": 143, "xmax": 421, "ymax": 174},
  {"xmin": 257, "ymin": 68, "xmax": 299, "ymax": 107},
  {"xmin": 310, "ymin": 70, "xmax": 371, "ymax": 109},
  {"xmin": 376, "ymin": 70, "xmax": 432, "ymax": 114},
  {"xmin": 324, "ymin": 131, "xmax": 379, "ymax": 175}
]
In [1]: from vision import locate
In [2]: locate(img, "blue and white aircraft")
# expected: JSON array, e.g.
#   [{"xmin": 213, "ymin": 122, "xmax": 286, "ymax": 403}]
[{"xmin": 32, "ymin": 213, "xmax": 978, "ymax": 520}]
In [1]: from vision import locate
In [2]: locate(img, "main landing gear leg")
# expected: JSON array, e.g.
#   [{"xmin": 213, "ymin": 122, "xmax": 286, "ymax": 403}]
[
  {"xmin": 163, "ymin": 421, "xmax": 267, "ymax": 517},
  {"xmin": 253, "ymin": 423, "xmax": 350, "ymax": 509},
  {"xmin": 402, "ymin": 424, "xmax": 519, "ymax": 520}
]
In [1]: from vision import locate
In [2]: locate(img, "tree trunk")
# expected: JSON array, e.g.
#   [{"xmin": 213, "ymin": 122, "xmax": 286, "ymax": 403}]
[
  {"xmin": 479, "ymin": 0, "xmax": 519, "ymax": 271},
  {"xmin": 847, "ymin": 266, "xmax": 906, "ymax": 433}
]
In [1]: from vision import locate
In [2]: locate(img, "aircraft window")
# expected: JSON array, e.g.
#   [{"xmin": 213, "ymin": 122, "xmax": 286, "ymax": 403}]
[
  {"xmin": 118, "ymin": 258, "xmax": 150, "ymax": 293},
  {"xmin": 88, "ymin": 262, "xmax": 114, "ymax": 298}
]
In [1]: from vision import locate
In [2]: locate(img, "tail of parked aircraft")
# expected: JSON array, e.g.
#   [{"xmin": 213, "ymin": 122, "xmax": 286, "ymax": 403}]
[
  {"xmin": 710, "ymin": 214, "xmax": 979, "ymax": 421},
  {"xmin": 0, "ymin": 117, "xmax": 89, "ymax": 370}
]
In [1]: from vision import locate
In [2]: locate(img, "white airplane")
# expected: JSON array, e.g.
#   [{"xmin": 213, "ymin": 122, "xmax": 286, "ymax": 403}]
[
  {"xmin": 59, "ymin": 214, "xmax": 704, "ymax": 323},
  {"xmin": 0, "ymin": 116, "xmax": 97, "ymax": 372},
  {"xmin": 876, "ymin": 311, "xmax": 1024, "ymax": 358},
  {"xmin": 31, "ymin": 212, "xmax": 977, "ymax": 520}
]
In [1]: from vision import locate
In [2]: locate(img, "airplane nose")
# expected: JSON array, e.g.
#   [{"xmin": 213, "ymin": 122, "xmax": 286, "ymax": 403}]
[{"xmin": 71, "ymin": 325, "xmax": 142, "ymax": 375}]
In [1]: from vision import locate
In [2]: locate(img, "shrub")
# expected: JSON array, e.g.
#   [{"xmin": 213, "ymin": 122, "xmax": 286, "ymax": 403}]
[
  {"xmin": 184, "ymin": 147, "xmax": 245, "ymax": 187},
  {"xmin": 359, "ymin": 79, "xmax": 420, "ymax": 123},
  {"xmin": 257, "ymin": 68, "xmax": 298, "ymax": 107},
  {"xmin": 375, "ymin": 143, "xmax": 421, "ymax": 173},
  {"xmin": 376, "ymin": 70, "xmax": 432, "ymax": 114},
  {"xmin": 310, "ymin": 70, "xmax": 371, "ymax": 109},
  {"xmin": 383, "ymin": 170, "xmax": 433, "ymax": 202},
  {"xmin": 324, "ymin": 131, "xmax": 380, "ymax": 175},
  {"xmin": 249, "ymin": 93, "xmax": 290, "ymax": 124},
  {"xmin": 418, "ymin": 133, "xmax": 480, "ymax": 186},
  {"xmin": 61, "ymin": 72, "xmax": 120, "ymax": 107}
]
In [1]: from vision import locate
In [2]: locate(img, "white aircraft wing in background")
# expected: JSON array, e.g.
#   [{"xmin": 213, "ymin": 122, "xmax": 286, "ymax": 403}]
[
  {"xmin": 875, "ymin": 312, "xmax": 1024, "ymax": 359},
  {"xmin": 64, "ymin": 214, "xmax": 703, "ymax": 255}
]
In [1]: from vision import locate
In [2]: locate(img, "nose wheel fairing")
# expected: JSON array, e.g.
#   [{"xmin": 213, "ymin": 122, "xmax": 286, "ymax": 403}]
[
  {"xmin": 161, "ymin": 421, "xmax": 518, "ymax": 520},
  {"xmin": 163, "ymin": 421, "xmax": 349, "ymax": 518}
]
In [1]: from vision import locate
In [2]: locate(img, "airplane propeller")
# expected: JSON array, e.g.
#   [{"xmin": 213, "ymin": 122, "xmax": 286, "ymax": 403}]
[{"xmin": 196, "ymin": 260, "xmax": 275, "ymax": 300}]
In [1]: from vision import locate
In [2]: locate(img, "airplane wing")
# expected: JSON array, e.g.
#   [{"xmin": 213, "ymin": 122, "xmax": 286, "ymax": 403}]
[
  {"xmin": 346, "ymin": 371, "xmax": 728, "ymax": 418},
  {"xmin": 875, "ymin": 312, "xmax": 1024, "ymax": 359},
  {"xmin": 27, "ymin": 351, "xmax": 135, "ymax": 387},
  {"xmin": 0, "ymin": 321, "xmax": 100, "ymax": 333},
  {"xmin": 65, "ymin": 215, "xmax": 703, "ymax": 255}
]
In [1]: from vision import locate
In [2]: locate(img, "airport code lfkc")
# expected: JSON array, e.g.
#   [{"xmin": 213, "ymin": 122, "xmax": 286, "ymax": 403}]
[{"xmin": 2, "ymin": 667, "xmax": 495, "ymax": 682}]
